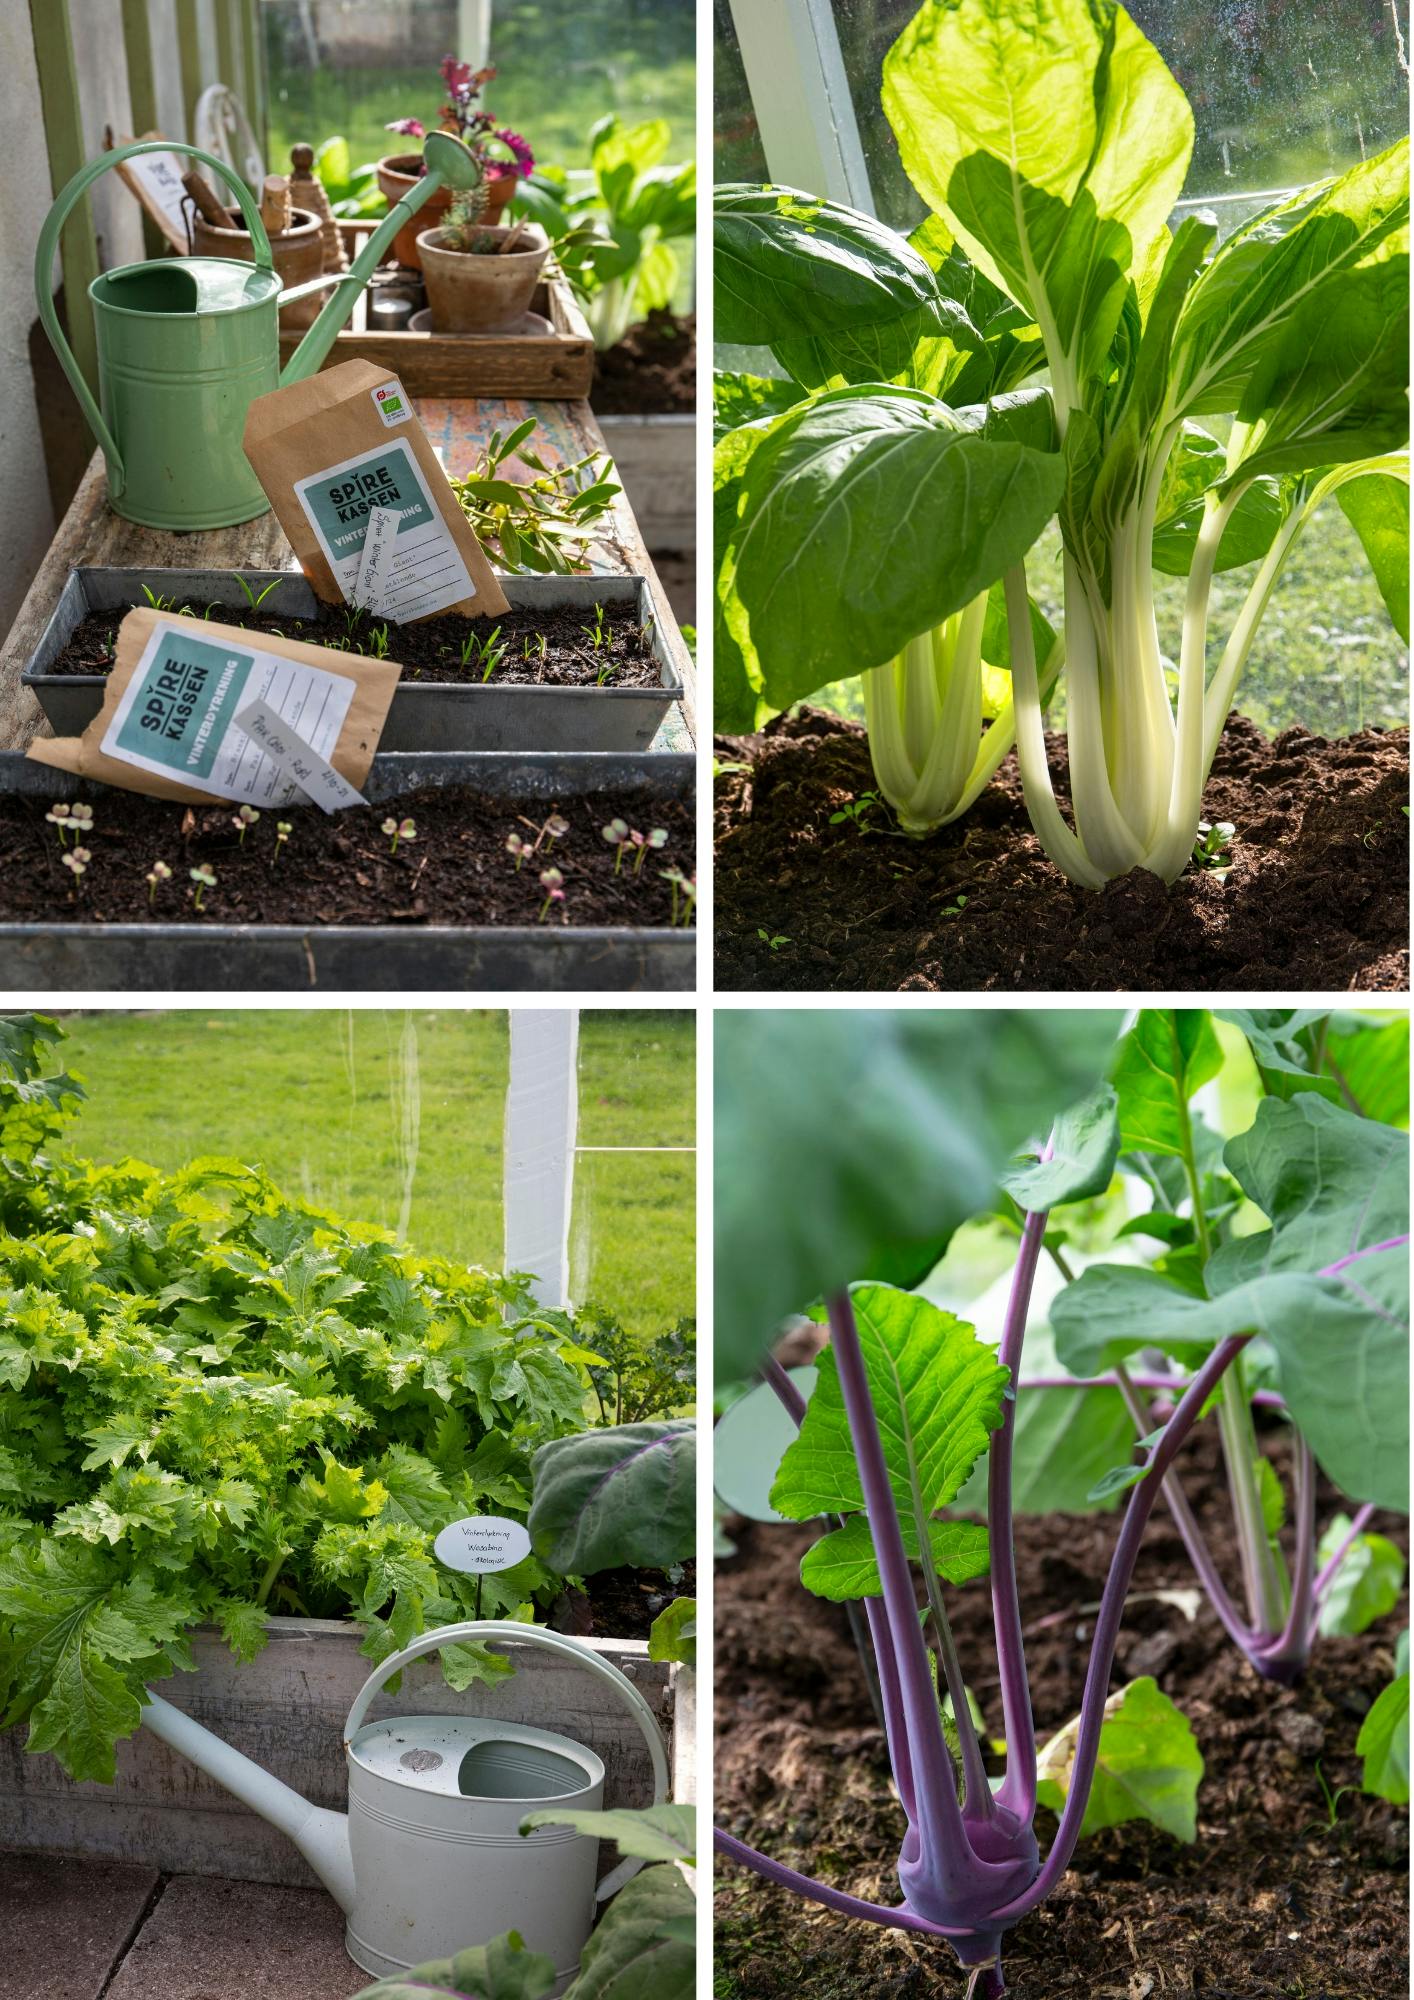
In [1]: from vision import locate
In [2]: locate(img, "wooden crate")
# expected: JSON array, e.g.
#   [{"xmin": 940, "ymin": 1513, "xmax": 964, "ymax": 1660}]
[{"xmin": 280, "ymin": 259, "xmax": 595, "ymax": 398}]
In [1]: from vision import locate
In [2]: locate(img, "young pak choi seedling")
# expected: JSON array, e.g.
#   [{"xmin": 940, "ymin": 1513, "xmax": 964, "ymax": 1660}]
[{"xmin": 713, "ymin": 0, "xmax": 1409, "ymax": 885}]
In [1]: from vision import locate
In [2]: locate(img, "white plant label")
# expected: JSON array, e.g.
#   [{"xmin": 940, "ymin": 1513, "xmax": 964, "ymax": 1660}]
[
  {"xmin": 353, "ymin": 505, "xmax": 401, "ymax": 615},
  {"xmin": 102, "ymin": 617, "xmax": 354, "ymax": 808},
  {"xmin": 293, "ymin": 438, "xmax": 475, "ymax": 620},
  {"xmin": 233, "ymin": 698, "xmax": 367, "ymax": 814},
  {"xmin": 434, "ymin": 1515, "xmax": 532, "ymax": 1575}
]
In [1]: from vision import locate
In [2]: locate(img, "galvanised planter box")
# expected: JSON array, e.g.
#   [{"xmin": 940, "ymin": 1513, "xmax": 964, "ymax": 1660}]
[
  {"xmin": 595, "ymin": 415, "xmax": 695, "ymax": 556},
  {"xmin": 0, "ymin": 1620, "xmax": 679, "ymax": 1890},
  {"xmin": 22, "ymin": 569, "xmax": 684, "ymax": 753},
  {"xmin": 0, "ymin": 751, "xmax": 695, "ymax": 993}
]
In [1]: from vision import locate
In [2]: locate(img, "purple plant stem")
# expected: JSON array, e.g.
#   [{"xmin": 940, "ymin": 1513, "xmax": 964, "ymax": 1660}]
[
  {"xmin": 1111, "ymin": 1364, "xmax": 1257, "ymax": 1659},
  {"xmin": 1256, "ymin": 1433, "xmax": 1315, "ymax": 1670},
  {"xmin": 989, "ymin": 1201, "xmax": 1047, "ymax": 1821},
  {"xmin": 711, "ymin": 1830, "xmax": 971, "ymax": 1938},
  {"xmin": 1308, "ymin": 1502, "xmax": 1377, "ymax": 1614},
  {"xmin": 825, "ymin": 1291, "xmax": 973, "ymax": 1894},
  {"xmin": 986, "ymin": 1332, "xmax": 1253, "ymax": 1924},
  {"xmin": 761, "ymin": 1352, "xmax": 807, "ymax": 1424}
]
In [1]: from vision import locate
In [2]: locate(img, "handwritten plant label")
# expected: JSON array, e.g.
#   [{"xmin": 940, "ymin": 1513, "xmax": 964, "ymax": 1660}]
[
  {"xmin": 103, "ymin": 618, "xmax": 354, "ymax": 808},
  {"xmin": 352, "ymin": 505, "xmax": 401, "ymax": 615},
  {"xmin": 113, "ymin": 134, "xmax": 193, "ymax": 251},
  {"xmin": 293, "ymin": 438, "xmax": 476, "ymax": 620},
  {"xmin": 234, "ymin": 698, "xmax": 367, "ymax": 814},
  {"xmin": 434, "ymin": 1516, "xmax": 532, "ymax": 1575}
]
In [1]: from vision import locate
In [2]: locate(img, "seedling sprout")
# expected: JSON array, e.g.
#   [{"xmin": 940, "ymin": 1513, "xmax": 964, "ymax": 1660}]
[
  {"xmin": 537, "ymin": 866, "xmax": 565, "ymax": 922},
  {"xmin": 382, "ymin": 816, "xmax": 417, "ymax": 855},
  {"xmin": 61, "ymin": 846, "xmax": 91, "ymax": 881},
  {"xmin": 632, "ymin": 827, "xmax": 669, "ymax": 875},
  {"xmin": 189, "ymin": 865, "xmax": 216, "ymax": 910},
  {"xmin": 273, "ymin": 822, "xmax": 291, "ymax": 863},
  {"xmin": 601, "ymin": 818, "xmax": 631, "ymax": 873},
  {"xmin": 231, "ymin": 574, "xmax": 282, "ymax": 613},
  {"xmin": 506, "ymin": 833, "xmax": 529, "ymax": 870},
  {"xmin": 145, "ymin": 860, "xmax": 172, "ymax": 905},
  {"xmin": 232, "ymin": 805, "xmax": 260, "ymax": 846}
]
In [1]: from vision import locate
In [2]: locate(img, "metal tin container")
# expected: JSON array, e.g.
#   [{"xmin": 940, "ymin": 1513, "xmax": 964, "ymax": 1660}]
[
  {"xmin": 0, "ymin": 752, "xmax": 694, "ymax": 992},
  {"xmin": 22, "ymin": 568, "xmax": 684, "ymax": 753}
]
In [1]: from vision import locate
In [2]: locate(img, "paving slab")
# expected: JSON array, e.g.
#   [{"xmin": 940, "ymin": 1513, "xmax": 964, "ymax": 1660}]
[
  {"xmin": 0, "ymin": 1849, "xmax": 160, "ymax": 2000},
  {"xmin": 102, "ymin": 1875, "xmax": 358, "ymax": 2000}
]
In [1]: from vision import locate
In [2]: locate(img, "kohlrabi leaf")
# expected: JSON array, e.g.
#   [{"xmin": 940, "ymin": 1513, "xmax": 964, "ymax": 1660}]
[
  {"xmin": 1336, "ymin": 469, "xmax": 1410, "ymax": 643},
  {"xmin": 647, "ymin": 1596, "xmax": 697, "ymax": 1667},
  {"xmin": 1324, "ymin": 1012, "xmax": 1411, "ymax": 1129},
  {"xmin": 714, "ymin": 1008, "xmax": 1120, "ymax": 1380},
  {"xmin": 1036, "ymin": 1676, "xmax": 1203, "ymax": 1842},
  {"xmin": 714, "ymin": 184, "xmax": 983, "ymax": 397},
  {"xmin": 722, "ymin": 386, "xmax": 1065, "ymax": 709},
  {"xmin": 771, "ymin": 1286, "xmax": 1008, "ymax": 1544},
  {"xmin": 882, "ymin": 0, "xmax": 1192, "ymax": 389},
  {"xmin": 1357, "ymin": 1671, "xmax": 1410, "ymax": 1804},
  {"xmin": 1317, "ymin": 1516, "xmax": 1406, "ymax": 1639},
  {"xmin": 562, "ymin": 1862, "xmax": 695, "ymax": 2000},
  {"xmin": 800, "ymin": 1513, "xmax": 990, "ymax": 1601},
  {"xmin": 1110, "ymin": 1009, "xmax": 1223, "ymax": 1159},
  {"xmin": 527, "ymin": 1422, "xmax": 695, "ymax": 1574},
  {"xmin": 350, "ymin": 1932, "xmax": 558, "ymax": 2000},
  {"xmin": 999, "ymin": 1082, "xmax": 1120, "ymax": 1211},
  {"xmin": 521, "ymin": 1802, "xmax": 696, "ymax": 1866},
  {"xmin": 1216, "ymin": 1008, "xmax": 1347, "ymax": 1104}
]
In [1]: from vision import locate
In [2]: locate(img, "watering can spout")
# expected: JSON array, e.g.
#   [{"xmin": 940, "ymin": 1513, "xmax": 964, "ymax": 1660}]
[
  {"xmin": 279, "ymin": 131, "xmax": 486, "ymax": 386},
  {"xmin": 141, "ymin": 1691, "xmax": 355, "ymax": 1912}
]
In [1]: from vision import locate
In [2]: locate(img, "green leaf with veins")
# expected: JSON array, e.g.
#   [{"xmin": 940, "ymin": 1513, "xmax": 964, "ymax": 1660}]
[
  {"xmin": 801, "ymin": 1514, "xmax": 989, "ymax": 1601},
  {"xmin": 1149, "ymin": 424, "xmax": 1287, "ymax": 576},
  {"xmin": 521, "ymin": 1802, "xmax": 696, "ymax": 1866},
  {"xmin": 1036, "ymin": 1676, "xmax": 1203, "ymax": 1842},
  {"xmin": 1336, "ymin": 471, "xmax": 1410, "ymax": 642},
  {"xmin": 1216, "ymin": 1008, "xmax": 1346, "ymax": 1104},
  {"xmin": 882, "ymin": 0, "xmax": 1192, "ymax": 389},
  {"xmin": 1110, "ymin": 1010, "xmax": 1223, "ymax": 1159},
  {"xmin": 712, "ymin": 369, "xmax": 803, "ymax": 442},
  {"xmin": 771, "ymin": 1287, "xmax": 1007, "ymax": 1594},
  {"xmin": 559, "ymin": 1862, "xmax": 695, "ymax": 2000},
  {"xmin": 647, "ymin": 1596, "xmax": 696, "ymax": 1667},
  {"xmin": 1357, "ymin": 1672, "xmax": 1410, "ymax": 1803},
  {"xmin": 999, "ymin": 1083, "xmax": 1119, "ymax": 1212},
  {"xmin": 1317, "ymin": 1514, "xmax": 1406, "ymax": 1639}
]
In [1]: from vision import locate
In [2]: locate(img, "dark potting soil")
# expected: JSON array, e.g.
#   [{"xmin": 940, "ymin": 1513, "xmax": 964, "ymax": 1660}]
[
  {"xmin": 713, "ymin": 708, "xmax": 1410, "ymax": 992},
  {"xmin": 592, "ymin": 310, "xmax": 696, "ymax": 415},
  {"xmin": 46, "ymin": 601, "xmax": 662, "ymax": 689},
  {"xmin": 715, "ymin": 1421, "xmax": 1409, "ymax": 2000},
  {"xmin": 0, "ymin": 788, "xmax": 693, "ymax": 928},
  {"xmin": 551, "ymin": 1559, "xmax": 697, "ymax": 1642}
]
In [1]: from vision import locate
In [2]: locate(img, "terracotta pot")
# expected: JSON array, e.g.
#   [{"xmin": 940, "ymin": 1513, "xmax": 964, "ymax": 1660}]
[
  {"xmin": 377, "ymin": 153, "xmax": 517, "ymax": 269},
  {"xmin": 417, "ymin": 223, "xmax": 550, "ymax": 333},
  {"xmin": 190, "ymin": 207, "xmax": 326, "ymax": 330}
]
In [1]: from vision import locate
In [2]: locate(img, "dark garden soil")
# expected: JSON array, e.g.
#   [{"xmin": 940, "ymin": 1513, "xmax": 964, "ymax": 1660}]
[
  {"xmin": 552, "ymin": 1559, "xmax": 697, "ymax": 1641},
  {"xmin": 713, "ymin": 709, "xmax": 1410, "ymax": 992},
  {"xmin": 46, "ymin": 601, "xmax": 662, "ymax": 689},
  {"xmin": 592, "ymin": 310, "xmax": 696, "ymax": 415},
  {"xmin": 715, "ymin": 1421, "xmax": 1409, "ymax": 2000},
  {"xmin": 0, "ymin": 788, "xmax": 693, "ymax": 928}
]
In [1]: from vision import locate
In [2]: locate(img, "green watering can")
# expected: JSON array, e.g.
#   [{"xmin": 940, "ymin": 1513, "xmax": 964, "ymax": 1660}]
[{"xmin": 36, "ymin": 134, "xmax": 485, "ymax": 530}]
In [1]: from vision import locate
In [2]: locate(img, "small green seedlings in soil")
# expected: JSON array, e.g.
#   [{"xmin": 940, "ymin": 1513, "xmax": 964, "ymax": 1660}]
[
  {"xmin": 662, "ymin": 867, "xmax": 696, "ymax": 927},
  {"xmin": 537, "ymin": 866, "xmax": 565, "ymax": 922},
  {"xmin": 273, "ymin": 821, "xmax": 292, "ymax": 863},
  {"xmin": 61, "ymin": 845, "xmax": 91, "ymax": 883},
  {"xmin": 1193, "ymin": 819, "xmax": 1236, "ymax": 874},
  {"xmin": 631, "ymin": 827, "xmax": 669, "ymax": 874},
  {"xmin": 145, "ymin": 860, "xmax": 172, "ymax": 904},
  {"xmin": 140, "ymin": 584, "xmax": 193, "ymax": 615},
  {"xmin": 46, "ymin": 801, "xmax": 93, "ymax": 849},
  {"xmin": 602, "ymin": 818, "xmax": 631, "ymax": 873},
  {"xmin": 232, "ymin": 805, "xmax": 260, "ymax": 846},
  {"xmin": 942, "ymin": 894, "xmax": 968, "ymax": 917},
  {"xmin": 189, "ymin": 865, "xmax": 216, "ymax": 910},
  {"xmin": 232, "ymin": 573, "xmax": 281, "ymax": 613},
  {"xmin": 584, "ymin": 604, "xmax": 609, "ymax": 651},
  {"xmin": 714, "ymin": 758, "xmax": 750, "ymax": 779},
  {"xmin": 506, "ymin": 832, "xmax": 529, "ymax": 870},
  {"xmin": 367, "ymin": 623, "xmax": 391, "ymax": 661},
  {"xmin": 829, "ymin": 790, "xmax": 882, "ymax": 834},
  {"xmin": 382, "ymin": 816, "xmax": 416, "ymax": 855},
  {"xmin": 758, "ymin": 929, "xmax": 790, "ymax": 951},
  {"xmin": 540, "ymin": 813, "xmax": 569, "ymax": 849},
  {"xmin": 459, "ymin": 625, "xmax": 506, "ymax": 682}
]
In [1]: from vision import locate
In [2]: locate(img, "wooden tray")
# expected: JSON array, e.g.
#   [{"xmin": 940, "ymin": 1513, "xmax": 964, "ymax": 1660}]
[{"xmin": 279, "ymin": 256, "xmax": 595, "ymax": 398}]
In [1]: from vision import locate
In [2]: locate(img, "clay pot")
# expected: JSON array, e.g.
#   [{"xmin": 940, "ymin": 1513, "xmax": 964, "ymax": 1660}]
[
  {"xmin": 377, "ymin": 153, "xmax": 517, "ymax": 269},
  {"xmin": 190, "ymin": 206, "xmax": 326, "ymax": 330},
  {"xmin": 417, "ymin": 222, "xmax": 550, "ymax": 333}
]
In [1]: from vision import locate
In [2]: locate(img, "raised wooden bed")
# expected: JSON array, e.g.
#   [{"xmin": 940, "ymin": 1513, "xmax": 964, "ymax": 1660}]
[{"xmin": 0, "ymin": 1621, "xmax": 679, "ymax": 1888}]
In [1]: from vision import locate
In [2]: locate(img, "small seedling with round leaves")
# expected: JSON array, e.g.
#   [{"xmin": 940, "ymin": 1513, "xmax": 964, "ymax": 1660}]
[
  {"xmin": 45, "ymin": 803, "xmax": 73, "ymax": 846},
  {"xmin": 382, "ymin": 816, "xmax": 417, "ymax": 855},
  {"xmin": 758, "ymin": 928, "xmax": 790, "ymax": 951},
  {"xmin": 69, "ymin": 802, "xmax": 94, "ymax": 836},
  {"xmin": 601, "ymin": 818, "xmax": 630, "ymax": 874},
  {"xmin": 537, "ymin": 866, "xmax": 565, "ymax": 923},
  {"xmin": 942, "ymin": 894, "xmax": 968, "ymax": 918},
  {"xmin": 661, "ymin": 866, "xmax": 696, "ymax": 927},
  {"xmin": 506, "ymin": 832, "xmax": 530, "ymax": 870},
  {"xmin": 145, "ymin": 860, "xmax": 172, "ymax": 905},
  {"xmin": 190, "ymin": 865, "xmax": 216, "ymax": 910},
  {"xmin": 829, "ymin": 790, "xmax": 881, "ymax": 834},
  {"xmin": 541, "ymin": 813, "xmax": 570, "ymax": 848},
  {"xmin": 631, "ymin": 827, "xmax": 669, "ymax": 875},
  {"xmin": 1192, "ymin": 819, "xmax": 1236, "ymax": 875},
  {"xmin": 273, "ymin": 821, "xmax": 292, "ymax": 863},
  {"xmin": 62, "ymin": 846, "xmax": 92, "ymax": 882},
  {"xmin": 232, "ymin": 804, "xmax": 260, "ymax": 846}
]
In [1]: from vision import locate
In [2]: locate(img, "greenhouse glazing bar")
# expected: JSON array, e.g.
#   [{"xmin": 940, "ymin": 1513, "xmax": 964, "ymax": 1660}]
[{"xmin": 725, "ymin": 0, "xmax": 876, "ymax": 210}]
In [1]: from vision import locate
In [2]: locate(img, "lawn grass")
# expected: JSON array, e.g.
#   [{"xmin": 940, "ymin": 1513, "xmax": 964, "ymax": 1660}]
[{"xmin": 54, "ymin": 1009, "xmax": 694, "ymax": 1340}]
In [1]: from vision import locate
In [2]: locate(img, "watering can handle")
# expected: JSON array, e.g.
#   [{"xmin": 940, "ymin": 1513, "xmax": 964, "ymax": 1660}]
[
  {"xmin": 344, "ymin": 1618, "xmax": 674, "ymax": 1901},
  {"xmin": 34, "ymin": 142, "xmax": 273, "ymax": 499}
]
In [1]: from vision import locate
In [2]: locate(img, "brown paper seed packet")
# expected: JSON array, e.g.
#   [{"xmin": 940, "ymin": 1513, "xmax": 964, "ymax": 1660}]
[
  {"xmin": 27, "ymin": 605, "xmax": 400, "ymax": 807},
  {"xmin": 243, "ymin": 358, "xmax": 509, "ymax": 622}
]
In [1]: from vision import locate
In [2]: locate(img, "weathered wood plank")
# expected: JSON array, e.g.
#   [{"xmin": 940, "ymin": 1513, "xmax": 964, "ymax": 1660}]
[
  {"xmin": 0, "ymin": 1622, "xmax": 675, "ymax": 1890},
  {"xmin": 0, "ymin": 1849, "xmax": 161, "ymax": 2000},
  {"xmin": 0, "ymin": 398, "xmax": 695, "ymax": 748}
]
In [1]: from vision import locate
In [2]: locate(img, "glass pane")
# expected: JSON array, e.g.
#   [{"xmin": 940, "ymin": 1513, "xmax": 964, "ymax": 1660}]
[
  {"xmin": 713, "ymin": 0, "xmax": 770, "ymax": 183},
  {"xmin": 571, "ymin": 1012, "xmax": 696, "ymax": 1337},
  {"xmin": 263, "ymin": 0, "xmax": 695, "ymax": 176}
]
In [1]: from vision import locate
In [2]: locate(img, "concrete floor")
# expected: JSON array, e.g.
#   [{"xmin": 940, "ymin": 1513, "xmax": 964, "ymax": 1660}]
[{"xmin": 0, "ymin": 1853, "xmax": 359, "ymax": 2000}]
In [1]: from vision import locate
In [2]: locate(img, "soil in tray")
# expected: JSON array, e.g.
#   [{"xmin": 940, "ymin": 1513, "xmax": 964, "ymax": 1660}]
[
  {"xmin": 714, "ymin": 707, "xmax": 1410, "ymax": 992},
  {"xmin": 46, "ymin": 600, "xmax": 663, "ymax": 690},
  {"xmin": 715, "ymin": 1418, "xmax": 1409, "ymax": 2000},
  {"xmin": 551, "ymin": 1559, "xmax": 697, "ymax": 1642},
  {"xmin": 0, "ymin": 788, "xmax": 694, "ymax": 928},
  {"xmin": 592, "ymin": 309, "xmax": 696, "ymax": 415}
]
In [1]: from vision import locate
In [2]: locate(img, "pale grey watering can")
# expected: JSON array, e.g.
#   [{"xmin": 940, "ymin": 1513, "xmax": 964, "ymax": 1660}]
[
  {"xmin": 36, "ymin": 133, "xmax": 486, "ymax": 530},
  {"xmin": 140, "ymin": 1620, "xmax": 671, "ymax": 1986}
]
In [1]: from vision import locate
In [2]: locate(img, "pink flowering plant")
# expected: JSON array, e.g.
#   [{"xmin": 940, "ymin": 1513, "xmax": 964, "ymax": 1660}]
[{"xmin": 387, "ymin": 57, "xmax": 534, "ymax": 182}]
